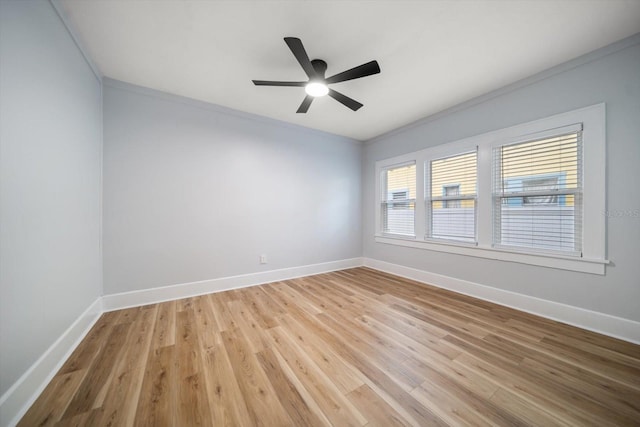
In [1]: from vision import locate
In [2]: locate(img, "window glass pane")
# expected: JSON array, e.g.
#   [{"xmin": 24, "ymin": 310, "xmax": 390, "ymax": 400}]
[
  {"xmin": 499, "ymin": 133, "xmax": 580, "ymax": 191},
  {"xmin": 429, "ymin": 151, "xmax": 477, "ymax": 242},
  {"xmin": 497, "ymin": 195, "xmax": 579, "ymax": 251},
  {"xmin": 430, "ymin": 200, "xmax": 476, "ymax": 241},
  {"xmin": 494, "ymin": 132, "xmax": 582, "ymax": 252},
  {"xmin": 382, "ymin": 164, "xmax": 416, "ymax": 236},
  {"xmin": 431, "ymin": 152, "xmax": 476, "ymax": 199}
]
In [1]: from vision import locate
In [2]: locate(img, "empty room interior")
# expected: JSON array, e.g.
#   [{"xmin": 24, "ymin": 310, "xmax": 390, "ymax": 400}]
[{"xmin": 2, "ymin": 0, "xmax": 640, "ymax": 426}]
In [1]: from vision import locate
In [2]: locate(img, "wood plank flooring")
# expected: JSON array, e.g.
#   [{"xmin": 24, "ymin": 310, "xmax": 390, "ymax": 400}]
[{"xmin": 19, "ymin": 267, "xmax": 640, "ymax": 426}]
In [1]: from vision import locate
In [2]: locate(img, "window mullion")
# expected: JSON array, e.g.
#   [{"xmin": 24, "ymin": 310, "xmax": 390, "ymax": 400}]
[
  {"xmin": 477, "ymin": 144, "xmax": 493, "ymax": 247},
  {"xmin": 414, "ymin": 158, "xmax": 426, "ymax": 240}
]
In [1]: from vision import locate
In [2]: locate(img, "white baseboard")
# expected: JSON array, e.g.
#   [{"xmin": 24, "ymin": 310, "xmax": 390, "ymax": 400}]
[
  {"xmin": 102, "ymin": 258, "xmax": 365, "ymax": 312},
  {"xmin": 0, "ymin": 298, "xmax": 103, "ymax": 427},
  {"xmin": 363, "ymin": 258, "xmax": 640, "ymax": 345},
  {"xmin": 4, "ymin": 256, "xmax": 636, "ymax": 427}
]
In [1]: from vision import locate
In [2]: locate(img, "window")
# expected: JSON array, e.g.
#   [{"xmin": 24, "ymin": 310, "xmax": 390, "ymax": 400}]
[
  {"xmin": 374, "ymin": 104, "xmax": 606, "ymax": 274},
  {"xmin": 427, "ymin": 151, "xmax": 477, "ymax": 243},
  {"xmin": 493, "ymin": 129, "xmax": 582, "ymax": 254},
  {"xmin": 381, "ymin": 163, "xmax": 416, "ymax": 236}
]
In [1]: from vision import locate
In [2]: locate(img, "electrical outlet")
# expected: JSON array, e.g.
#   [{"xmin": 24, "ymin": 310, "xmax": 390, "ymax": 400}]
[{"xmin": 260, "ymin": 254, "xmax": 267, "ymax": 264}]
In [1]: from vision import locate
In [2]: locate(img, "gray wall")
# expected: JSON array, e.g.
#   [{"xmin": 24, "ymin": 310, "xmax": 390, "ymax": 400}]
[
  {"xmin": 362, "ymin": 37, "xmax": 640, "ymax": 322},
  {"xmin": 0, "ymin": 0, "xmax": 103, "ymax": 395},
  {"xmin": 102, "ymin": 81, "xmax": 362, "ymax": 294}
]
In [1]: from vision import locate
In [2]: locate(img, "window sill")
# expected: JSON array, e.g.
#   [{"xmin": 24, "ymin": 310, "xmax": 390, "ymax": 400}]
[{"xmin": 374, "ymin": 235, "xmax": 608, "ymax": 275}]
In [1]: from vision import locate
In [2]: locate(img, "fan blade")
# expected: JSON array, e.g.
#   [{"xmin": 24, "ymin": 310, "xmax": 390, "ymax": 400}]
[
  {"xmin": 328, "ymin": 89, "xmax": 363, "ymax": 111},
  {"xmin": 325, "ymin": 60, "xmax": 380, "ymax": 84},
  {"xmin": 252, "ymin": 80, "xmax": 306, "ymax": 87},
  {"xmin": 296, "ymin": 95, "xmax": 314, "ymax": 113},
  {"xmin": 284, "ymin": 37, "xmax": 317, "ymax": 79}
]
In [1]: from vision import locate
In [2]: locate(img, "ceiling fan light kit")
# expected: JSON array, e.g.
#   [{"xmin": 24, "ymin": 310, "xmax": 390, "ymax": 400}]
[
  {"xmin": 252, "ymin": 37, "xmax": 380, "ymax": 113},
  {"xmin": 305, "ymin": 82, "xmax": 329, "ymax": 97}
]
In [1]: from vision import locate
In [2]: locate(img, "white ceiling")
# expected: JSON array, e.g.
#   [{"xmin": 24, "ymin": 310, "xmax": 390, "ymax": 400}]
[{"xmin": 58, "ymin": 0, "xmax": 640, "ymax": 141}]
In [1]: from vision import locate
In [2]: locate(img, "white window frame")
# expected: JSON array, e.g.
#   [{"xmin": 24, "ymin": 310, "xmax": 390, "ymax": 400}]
[
  {"xmin": 492, "ymin": 123, "xmax": 583, "ymax": 256},
  {"xmin": 379, "ymin": 160, "xmax": 417, "ymax": 237},
  {"xmin": 425, "ymin": 148, "xmax": 478, "ymax": 244},
  {"xmin": 374, "ymin": 103, "xmax": 607, "ymax": 275}
]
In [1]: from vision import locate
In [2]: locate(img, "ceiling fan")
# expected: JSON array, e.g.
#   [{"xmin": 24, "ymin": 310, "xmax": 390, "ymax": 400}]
[{"xmin": 252, "ymin": 37, "xmax": 381, "ymax": 113}]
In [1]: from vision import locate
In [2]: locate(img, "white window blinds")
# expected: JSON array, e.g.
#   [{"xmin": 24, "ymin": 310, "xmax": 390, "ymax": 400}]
[
  {"xmin": 427, "ymin": 151, "xmax": 477, "ymax": 242},
  {"xmin": 493, "ymin": 126, "xmax": 583, "ymax": 254},
  {"xmin": 381, "ymin": 163, "xmax": 416, "ymax": 236}
]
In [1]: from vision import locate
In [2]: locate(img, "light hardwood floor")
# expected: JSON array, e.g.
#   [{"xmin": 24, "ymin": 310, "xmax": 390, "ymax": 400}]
[{"xmin": 19, "ymin": 267, "xmax": 640, "ymax": 426}]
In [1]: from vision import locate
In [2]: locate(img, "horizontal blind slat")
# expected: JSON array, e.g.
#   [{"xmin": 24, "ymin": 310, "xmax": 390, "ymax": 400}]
[
  {"xmin": 428, "ymin": 150, "xmax": 477, "ymax": 243},
  {"xmin": 382, "ymin": 162, "xmax": 416, "ymax": 236},
  {"xmin": 493, "ymin": 131, "xmax": 582, "ymax": 254}
]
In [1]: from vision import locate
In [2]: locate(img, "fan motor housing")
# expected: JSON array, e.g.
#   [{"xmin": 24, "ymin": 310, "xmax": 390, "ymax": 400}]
[{"xmin": 310, "ymin": 59, "xmax": 328, "ymax": 78}]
